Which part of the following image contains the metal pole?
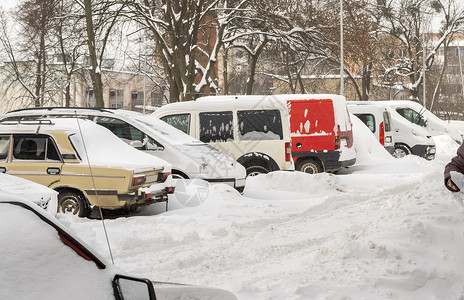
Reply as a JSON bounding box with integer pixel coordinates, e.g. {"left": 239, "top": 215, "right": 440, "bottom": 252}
{"left": 458, "top": 44, "right": 464, "bottom": 107}
{"left": 423, "top": 31, "right": 426, "bottom": 107}
{"left": 143, "top": 36, "right": 146, "bottom": 114}
{"left": 340, "top": 0, "right": 344, "bottom": 96}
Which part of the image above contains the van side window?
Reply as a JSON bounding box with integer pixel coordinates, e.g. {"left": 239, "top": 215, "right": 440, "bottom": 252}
{"left": 95, "top": 117, "right": 143, "bottom": 143}
{"left": 12, "top": 135, "right": 60, "bottom": 161}
{"left": 160, "top": 114, "right": 190, "bottom": 134}
{"left": 237, "top": 109, "right": 283, "bottom": 140}
{"left": 396, "top": 108, "right": 423, "bottom": 126}
{"left": 199, "top": 111, "right": 234, "bottom": 143}
{"left": 355, "top": 114, "right": 376, "bottom": 133}
{"left": 0, "top": 136, "right": 9, "bottom": 161}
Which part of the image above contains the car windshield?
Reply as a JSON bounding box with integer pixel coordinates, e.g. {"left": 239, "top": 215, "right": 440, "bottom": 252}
{"left": 132, "top": 114, "right": 202, "bottom": 146}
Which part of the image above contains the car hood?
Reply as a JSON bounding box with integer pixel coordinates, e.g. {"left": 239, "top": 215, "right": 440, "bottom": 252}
{"left": 176, "top": 144, "right": 246, "bottom": 179}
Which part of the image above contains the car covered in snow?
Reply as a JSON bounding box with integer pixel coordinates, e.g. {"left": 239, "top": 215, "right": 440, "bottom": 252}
{"left": 378, "top": 100, "right": 462, "bottom": 144}
{"left": 0, "top": 118, "right": 174, "bottom": 217}
{"left": 0, "top": 173, "right": 58, "bottom": 213}
{"left": 0, "top": 195, "right": 237, "bottom": 299}
{"left": 1, "top": 108, "right": 247, "bottom": 192}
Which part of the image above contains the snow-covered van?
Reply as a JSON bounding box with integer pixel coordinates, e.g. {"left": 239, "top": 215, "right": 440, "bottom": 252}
{"left": 347, "top": 101, "right": 395, "bottom": 154}
{"left": 1, "top": 108, "right": 247, "bottom": 192}
{"left": 379, "top": 100, "right": 462, "bottom": 144}
{"left": 154, "top": 96, "right": 294, "bottom": 176}
{"left": 154, "top": 94, "right": 356, "bottom": 174}
{"left": 382, "top": 105, "right": 436, "bottom": 159}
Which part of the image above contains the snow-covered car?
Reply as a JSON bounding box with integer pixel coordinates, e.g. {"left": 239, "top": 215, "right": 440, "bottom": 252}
{"left": 0, "top": 195, "right": 237, "bottom": 300}
{"left": 1, "top": 108, "right": 247, "bottom": 192}
{"left": 0, "top": 173, "right": 58, "bottom": 213}
{"left": 0, "top": 118, "right": 174, "bottom": 217}
{"left": 378, "top": 100, "right": 463, "bottom": 144}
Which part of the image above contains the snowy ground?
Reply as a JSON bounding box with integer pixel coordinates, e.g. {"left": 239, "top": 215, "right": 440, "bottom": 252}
{"left": 57, "top": 123, "right": 464, "bottom": 299}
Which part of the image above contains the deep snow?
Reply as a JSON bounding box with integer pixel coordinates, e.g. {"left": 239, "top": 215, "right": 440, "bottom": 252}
{"left": 56, "top": 118, "right": 464, "bottom": 299}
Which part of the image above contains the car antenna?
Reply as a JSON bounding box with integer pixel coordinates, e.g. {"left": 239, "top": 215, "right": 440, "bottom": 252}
{"left": 73, "top": 111, "right": 115, "bottom": 265}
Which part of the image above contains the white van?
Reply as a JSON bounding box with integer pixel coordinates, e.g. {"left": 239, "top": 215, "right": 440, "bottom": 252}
{"left": 385, "top": 105, "right": 435, "bottom": 159}
{"left": 347, "top": 101, "right": 395, "bottom": 154}
{"left": 153, "top": 96, "right": 294, "bottom": 176}
{"left": 1, "top": 108, "right": 247, "bottom": 192}
{"left": 378, "top": 100, "right": 462, "bottom": 144}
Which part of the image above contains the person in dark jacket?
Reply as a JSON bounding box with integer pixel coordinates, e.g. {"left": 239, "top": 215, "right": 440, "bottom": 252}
{"left": 444, "top": 143, "right": 464, "bottom": 192}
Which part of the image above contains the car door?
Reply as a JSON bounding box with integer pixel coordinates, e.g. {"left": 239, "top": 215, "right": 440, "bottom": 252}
{"left": 3, "top": 134, "right": 63, "bottom": 188}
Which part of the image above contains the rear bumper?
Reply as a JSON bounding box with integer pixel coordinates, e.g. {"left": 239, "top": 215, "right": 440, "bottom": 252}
{"left": 292, "top": 150, "right": 356, "bottom": 172}
{"left": 411, "top": 144, "right": 436, "bottom": 160}
{"left": 203, "top": 177, "right": 246, "bottom": 193}
{"left": 384, "top": 145, "right": 395, "bottom": 155}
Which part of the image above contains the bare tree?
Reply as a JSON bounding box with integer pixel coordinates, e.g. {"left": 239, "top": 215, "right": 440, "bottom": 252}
{"left": 377, "top": 0, "right": 464, "bottom": 103}
{"left": 127, "top": 0, "right": 249, "bottom": 101}
{"left": 76, "top": 0, "right": 128, "bottom": 108}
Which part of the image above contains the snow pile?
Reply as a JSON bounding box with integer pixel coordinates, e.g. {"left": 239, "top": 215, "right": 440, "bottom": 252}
{"left": 31, "top": 127, "right": 464, "bottom": 298}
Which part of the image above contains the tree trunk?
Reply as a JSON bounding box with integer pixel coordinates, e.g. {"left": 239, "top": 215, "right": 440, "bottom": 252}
{"left": 84, "top": 0, "right": 104, "bottom": 108}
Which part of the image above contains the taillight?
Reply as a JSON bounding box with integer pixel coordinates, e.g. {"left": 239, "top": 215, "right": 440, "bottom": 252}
{"left": 157, "top": 172, "right": 171, "bottom": 183}
{"left": 132, "top": 175, "right": 146, "bottom": 186}
{"left": 335, "top": 125, "right": 340, "bottom": 150}
{"left": 285, "top": 142, "right": 292, "bottom": 162}
{"left": 165, "top": 186, "right": 175, "bottom": 194}
{"left": 379, "top": 121, "right": 385, "bottom": 146}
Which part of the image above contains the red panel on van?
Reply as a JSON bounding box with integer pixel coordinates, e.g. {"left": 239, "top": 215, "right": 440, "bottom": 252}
{"left": 287, "top": 99, "right": 336, "bottom": 154}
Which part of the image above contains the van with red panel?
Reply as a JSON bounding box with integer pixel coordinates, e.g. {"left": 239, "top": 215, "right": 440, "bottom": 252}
{"left": 284, "top": 94, "right": 356, "bottom": 173}
{"left": 155, "top": 94, "right": 355, "bottom": 174}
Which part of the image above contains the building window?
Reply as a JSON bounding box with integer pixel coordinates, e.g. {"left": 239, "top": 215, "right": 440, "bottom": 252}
{"left": 151, "top": 90, "right": 164, "bottom": 107}
{"left": 109, "top": 89, "right": 124, "bottom": 108}
{"left": 131, "top": 91, "right": 144, "bottom": 109}
{"left": 85, "top": 89, "right": 95, "bottom": 108}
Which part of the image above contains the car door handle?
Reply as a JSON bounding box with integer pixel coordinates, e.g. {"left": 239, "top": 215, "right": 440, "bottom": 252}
{"left": 0, "top": 167, "right": 5, "bottom": 173}
{"left": 47, "top": 167, "right": 61, "bottom": 175}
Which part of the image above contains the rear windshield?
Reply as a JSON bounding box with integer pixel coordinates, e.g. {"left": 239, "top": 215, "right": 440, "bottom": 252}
{"left": 159, "top": 114, "right": 190, "bottom": 134}
{"left": 355, "top": 113, "right": 376, "bottom": 133}
{"left": 237, "top": 109, "right": 283, "bottom": 140}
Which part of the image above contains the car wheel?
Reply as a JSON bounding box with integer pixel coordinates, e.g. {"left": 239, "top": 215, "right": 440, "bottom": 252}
{"left": 296, "top": 158, "right": 323, "bottom": 174}
{"left": 393, "top": 144, "right": 411, "bottom": 158}
{"left": 58, "top": 191, "right": 88, "bottom": 217}
{"left": 172, "top": 171, "right": 189, "bottom": 179}
{"left": 246, "top": 166, "right": 269, "bottom": 177}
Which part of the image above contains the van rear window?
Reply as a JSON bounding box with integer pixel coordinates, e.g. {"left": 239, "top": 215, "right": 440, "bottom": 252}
{"left": 237, "top": 110, "right": 283, "bottom": 140}
{"left": 199, "top": 111, "right": 234, "bottom": 143}
{"left": 355, "top": 113, "right": 376, "bottom": 133}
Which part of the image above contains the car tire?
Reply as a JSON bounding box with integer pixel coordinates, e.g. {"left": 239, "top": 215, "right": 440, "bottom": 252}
{"left": 58, "top": 191, "right": 88, "bottom": 217}
{"left": 296, "top": 158, "right": 323, "bottom": 174}
{"left": 393, "top": 144, "right": 411, "bottom": 158}
{"left": 246, "top": 166, "right": 269, "bottom": 177}
{"left": 172, "top": 171, "right": 189, "bottom": 179}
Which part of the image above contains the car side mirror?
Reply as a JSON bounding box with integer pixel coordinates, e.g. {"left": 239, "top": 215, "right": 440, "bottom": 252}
{"left": 420, "top": 118, "right": 427, "bottom": 127}
{"left": 113, "top": 274, "right": 156, "bottom": 300}
{"left": 130, "top": 140, "right": 144, "bottom": 149}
